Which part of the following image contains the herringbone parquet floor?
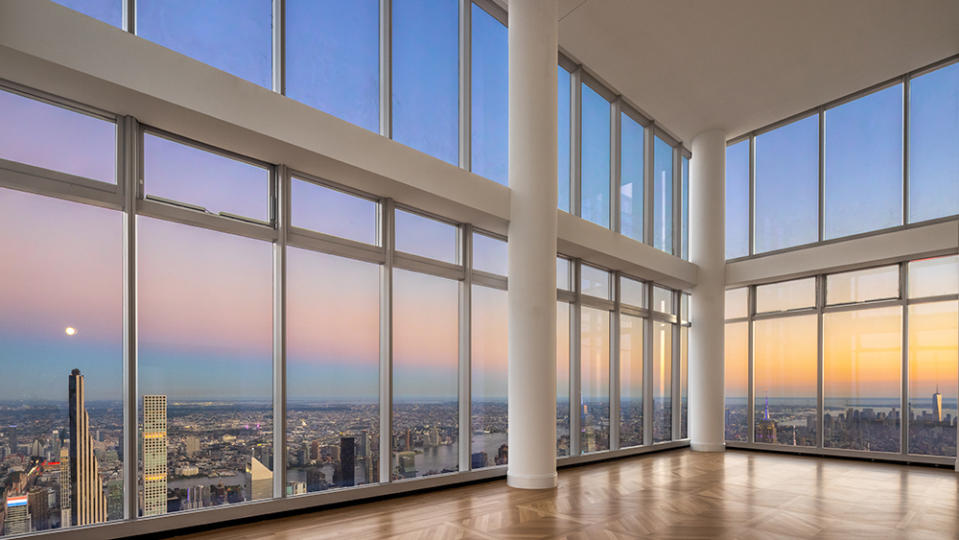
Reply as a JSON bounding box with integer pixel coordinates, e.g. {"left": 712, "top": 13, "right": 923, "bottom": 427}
{"left": 174, "top": 449, "right": 959, "bottom": 539}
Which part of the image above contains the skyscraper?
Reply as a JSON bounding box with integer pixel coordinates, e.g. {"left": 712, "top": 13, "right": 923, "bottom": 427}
{"left": 340, "top": 437, "right": 355, "bottom": 488}
{"left": 142, "top": 394, "right": 168, "bottom": 517}
{"left": 28, "top": 488, "right": 51, "bottom": 531}
{"left": 246, "top": 455, "right": 273, "bottom": 501}
{"left": 68, "top": 368, "right": 106, "bottom": 527}
{"left": 184, "top": 435, "right": 200, "bottom": 458}
{"left": 933, "top": 387, "right": 943, "bottom": 422}
{"left": 58, "top": 447, "right": 71, "bottom": 527}
{"left": 4, "top": 495, "right": 31, "bottom": 535}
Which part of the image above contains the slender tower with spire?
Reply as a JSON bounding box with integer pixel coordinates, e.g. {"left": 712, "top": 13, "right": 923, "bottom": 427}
{"left": 933, "top": 385, "right": 943, "bottom": 423}
{"left": 68, "top": 369, "right": 107, "bottom": 526}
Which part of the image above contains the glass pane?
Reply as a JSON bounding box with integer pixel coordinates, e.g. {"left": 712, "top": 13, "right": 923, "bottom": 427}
{"left": 620, "top": 314, "right": 644, "bottom": 447}
{"left": 470, "top": 4, "right": 508, "bottom": 185}
{"left": 472, "top": 233, "right": 507, "bottom": 276}
{"left": 580, "top": 264, "right": 610, "bottom": 299}
{"left": 753, "top": 315, "right": 818, "bottom": 447}
{"left": 620, "top": 276, "right": 646, "bottom": 308}
{"left": 138, "top": 217, "right": 274, "bottom": 512}
{"left": 725, "top": 322, "right": 748, "bottom": 442}
{"left": 287, "top": 248, "right": 379, "bottom": 493}
{"left": 557, "top": 66, "right": 571, "bottom": 213}
{"left": 556, "top": 257, "right": 571, "bottom": 291}
{"left": 471, "top": 286, "right": 508, "bottom": 468}
{"left": 136, "top": 0, "right": 273, "bottom": 88}
{"left": 755, "top": 278, "right": 816, "bottom": 313}
{"left": 0, "top": 189, "right": 123, "bottom": 530}
{"left": 653, "top": 136, "right": 673, "bottom": 254}
{"left": 286, "top": 0, "right": 379, "bottom": 132}
{"left": 824, "top": 306, "right": 902, "bottom": 452}
{"left": 652, "top": 286, "right": 674, "bottom": 314}
{"left": 681, "top": 155, "right": 689, "bottom": 260}
{"left": 394, "top": 209, "right": 458, "bottom": 264}
{"left": 680, "top": 326, "right": 689, "bottom": 438}
{"left": 556, "top": 302, "right": 570, "bottom": 457}
{"left": 681, "top": 293, "right": 690, "bottom": 323}
{"left": 581, "top": 84, "right": 611, "bottom": 228}
{"left": 144, "top": 133, "right": 271, "bottom": 222}
{"left": 392, "top": 0, "right": 459, "bottom": 165}
{"left": 620, "top": 113, "right": 644, "bottom": 242}
{"left": 392, "top": 269, "right": 459, "bottom": 478}
{"left": 908, "top": 301, "right": 958, "bottom": 456}
{"left": 826, "top": 265, "right": 899, "bottom": 305}
{"left": 908, "top": 255, "right": 959, "bottom": 298}
{"left": 725, "top": 288, "right": 748, "bottom": 320}
{"left": 53, "top": 0, "right": 123, "bottom": 27}
{"left": 291, "top": 179, "right": 378, "bottom": 244}
{"left": 652, "top": 321, "right": 672, "bottom": 442}
{"left": 824, "top": 84, "right": 903, "bottom": 239}
{"left": 725, "top": 140, "right": 749, "bottom": 259}
{"left": 755, "top": 115, "right": 819, "bottom": 252}
{"left": 909, "top": 61, "right": 959, "bottom": 222}
{"left": 0, "top": 89, "right": 116, "bottom": 183}
{"left": 580, "top": 307, "right": 610, "bottom": 453}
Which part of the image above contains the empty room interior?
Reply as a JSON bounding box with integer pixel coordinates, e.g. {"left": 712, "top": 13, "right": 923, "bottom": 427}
{"left": 1, "top": 0, "right": 958, "bottom": 538}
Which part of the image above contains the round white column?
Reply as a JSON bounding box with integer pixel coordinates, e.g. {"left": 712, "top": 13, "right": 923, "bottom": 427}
{"left": 689, "top": 129, "right": 727, "bottom": 452}
{"left": 507, "top": 0, "right": 559, "bottom": 489}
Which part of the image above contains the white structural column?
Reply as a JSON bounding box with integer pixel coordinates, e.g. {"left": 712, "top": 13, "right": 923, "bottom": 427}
{"left": 689, "top": 129, "right": 727, "bottom": 452}
{"left": 507, "top": 0, "right": 559, "bottom": 489}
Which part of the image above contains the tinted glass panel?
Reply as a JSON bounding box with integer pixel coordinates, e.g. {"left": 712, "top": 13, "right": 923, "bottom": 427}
{"left": 755, "top": 115, "right": 819, "bottom": 252}
{"left": 724, "top": 322, "right": 748, "bottom": 441}
{"left": 392, "top": 269, "right": 459, "bottom": 478}
{"left": 471, "top": 286, "right": 508, "bottom": 468}
{"left": 824, "top": 85, "right": 903, "bottom": 239}
{"left": 53, "top": 0, "right": 123, "bottom": 27}
{"left": 652, "top": 321, "right": 672, "bottom": 442}
{"left": 291, "top": 179, "right": 378, "bottom": 244}
{"left": 286, "top": 0, "right": 379, "bottom": 132}
{"left": 287, "top": 249, "right": 379, "bottom": 492}
{"left": 653, "top": 136, "right": 673, "bottom": 253}
{"left": 392, "top": 0, "right": 459, "bottom": 165}
{"left": 394, "top": 210, "right": 458, "bottom": 264}
{"left": 908, "top": 255, "right": 959, "bottom": 298}
{"left": 557, "top": 66, "right": 571, "bottom": 213}
{"left": 557, "top": 257, "right": 571, "bottom": 291}
{"left": 472, "top": 233, "right": 507, "bottom": 276}
{"left": 556, "top": 302, "right": 570, "bottom": 457}
{"left": 908, "top": 301, "right": 958, "bottom": 457}
{"left": 620, "top": 276, "right": 646, "bottom": 308}
{"left": 681, "top": 156, "right": 689, "bottom": 260}
{"left": 0, "top": 89, "right": 116, "bottom": 183}
{"left": 580, "top": 307, "right": 610, "bottom": 453}
{"left": 909, "top": 62, "right": 959, "bottom": 222}
{"left": 755, "top": 278, "right": 816, "bottom": 313}
{"left": 0, "top": 189, "right": 123, "bottom": 529}
{"left": 580, "top": 265, "right": 610, "bottom": 299}
{"left": 823, "top": 306, "right": 902, "bottom": 452}
{"left": 138, "top": 217, "right": 274, "bottom": 511}
{"left": 143, "top": 133, "right": 271, "bottom": 222}
{"left": 136, "top": 0, "right": 273, "bottom": 88}
{"left": 826, "top": 265, "right": 899, "bottom": 305}
{"left": 470, "top": 4, "right": 508, "bottom": 185}
{"left": 725, "top": 288, "right": 748, "bottom": 320}
{"left": 620, "top": 314, "right": 644, "bottom": 447}
{"left": 753, "top": 315, "right": 818, "bottom": 447}
{"left": 680, "top": 326, "right": 689, "bottom": 438}
{"left": 652, "top": 286, "right": 674, "bottom": 314}
{"left": 725, "top": 140, "right": 749, "bottom": 259}
{"left": 620, "top": 113, "right": 644, "bottom": 242}
{"left": 581, "top": 84, "right": 610, "bottom": 228}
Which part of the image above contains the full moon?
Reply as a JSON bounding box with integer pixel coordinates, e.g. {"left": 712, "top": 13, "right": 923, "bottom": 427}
{"left": 65, "top": 327, "right": 77, "bottom": 337}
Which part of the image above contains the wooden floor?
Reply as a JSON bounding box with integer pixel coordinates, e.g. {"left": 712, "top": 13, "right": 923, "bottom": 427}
{"left": 174, "top": 449, "right": 959, "bottom": 539}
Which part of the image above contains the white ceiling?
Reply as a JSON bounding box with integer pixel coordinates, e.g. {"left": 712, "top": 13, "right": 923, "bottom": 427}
{"left": 552, "top": 0, "right": 959, "bottom": 143}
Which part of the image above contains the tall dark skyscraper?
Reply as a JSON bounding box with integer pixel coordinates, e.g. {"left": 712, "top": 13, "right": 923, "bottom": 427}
{"left": 68, "top": 368, "right": 107, "bottom": 526}
{"left": 340, "top": 437, "right": 355, "bottom": 488}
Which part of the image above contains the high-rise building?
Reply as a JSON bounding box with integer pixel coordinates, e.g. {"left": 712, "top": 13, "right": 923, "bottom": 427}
{"left": 58, "top": 447, "right": 71, "bottom": 527}
{"left": 398, "top": 451, "right": 417, "bottom": 479}
{"left": 68, "top": 368, "right": 107, "bottom": 527}
{"left": 27, "top": 488, "right": 51, "bottom": 531}
{"left": 246, "top": 455, "right": 273, "bottom": 501}
{"left": 142, "top": 394, "right": 168, "bottom": 517}
{"left": 184, "top": 436, "right": 200, "bottom": 458}
{"left": 4, "top": 495, "right": 31, "bottom": 535}
{"left": 340, "top": 437, "right": 355, "bottom": 487}
{"left": 933, "top": 387, "right": 943, "bottom": 422}
{"left": 471, "top": 452, "right": 488, "bottom": 469}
